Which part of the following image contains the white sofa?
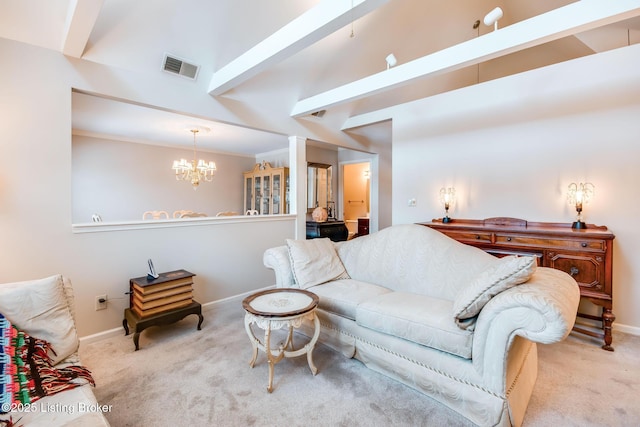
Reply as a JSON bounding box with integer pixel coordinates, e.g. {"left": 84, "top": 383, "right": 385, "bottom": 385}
{"left": 0, "top": 275, "right": 110, "bottom": 427}
{"left": 263, "top": 224, "right": 580, "bottom": 427}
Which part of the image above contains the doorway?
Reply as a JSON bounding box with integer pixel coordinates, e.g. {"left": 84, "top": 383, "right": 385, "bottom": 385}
{"left": 342, "top": 162, "right": 371, "bottom": 239}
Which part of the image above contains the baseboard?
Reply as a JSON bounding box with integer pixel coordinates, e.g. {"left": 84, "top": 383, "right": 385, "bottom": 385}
{"left": 80, "top": 326, "right": 124, "bottom": 345}
{"left": 79, "top": 285, "right": 277, "bottom": 344}
{"left": 575, "top": 316, "right": 640, "bottom": 337}
{"left": 614, "top": 322, "right": 640, "bottom": 336}
{"left": 200, "top": 284, "right": 275, "bottom": 312}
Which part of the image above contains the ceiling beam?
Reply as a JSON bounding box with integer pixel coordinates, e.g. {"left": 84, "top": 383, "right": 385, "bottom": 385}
{"left": 208, "top": 0, "right": 390, "bottom": 96}
{"left": 342, "top": 110, "right": 392, "bottom": 131}
{"left": 292, "top": 0, "right": 640, "bottom": 118}
{"left": 62, "top": 0, "right": 104, "bottom": 58}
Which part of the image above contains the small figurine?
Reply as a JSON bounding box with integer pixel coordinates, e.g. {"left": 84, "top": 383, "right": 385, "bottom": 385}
{"left": 312, "top": 206, "right": 328, "bottom": 222}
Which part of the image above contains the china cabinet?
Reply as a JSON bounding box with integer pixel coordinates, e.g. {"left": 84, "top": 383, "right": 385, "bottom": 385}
{"left": 243, "top": 162, "right": 290, "bottom": 215}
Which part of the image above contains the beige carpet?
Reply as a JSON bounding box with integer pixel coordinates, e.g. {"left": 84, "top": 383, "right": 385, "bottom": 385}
{"left": 80, "top": 297, "right": 640, "bottom": 427}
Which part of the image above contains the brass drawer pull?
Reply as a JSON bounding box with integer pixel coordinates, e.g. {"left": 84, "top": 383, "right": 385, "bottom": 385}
{"left": 506, "top": 237, "right": 512, "bottom": 242}
{"left": 570, "top": 267, "right": 579, "bottom": 276}
{"left": 476, "top": 235, "right": 481, "bottom": 239}
{"left": 581, "top": 242, "right": 588, "bottom": 247}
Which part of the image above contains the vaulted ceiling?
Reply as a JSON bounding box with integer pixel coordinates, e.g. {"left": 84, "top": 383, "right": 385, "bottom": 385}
{"left": 2, "top": 0, "right": 639, "bottom": 152}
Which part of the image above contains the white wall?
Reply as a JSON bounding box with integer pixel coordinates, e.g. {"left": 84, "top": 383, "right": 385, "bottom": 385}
{"left": 256, "top": 149, "right": 290, "bottom": 170}
{"left": 72, "top": 135, "right": 256, "bottom": 222}
{"left": 0, "top": 38, "right": 295, "bottom": 337}
{"left": 391, "top": 44, "right": 640, "bottom": 333}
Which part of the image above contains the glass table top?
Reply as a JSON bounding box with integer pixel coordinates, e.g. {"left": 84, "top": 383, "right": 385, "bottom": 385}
{"left": 243, "top": 288, "right": 319, "bottom": 317}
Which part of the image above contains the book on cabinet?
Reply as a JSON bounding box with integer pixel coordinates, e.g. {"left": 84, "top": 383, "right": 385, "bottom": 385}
{"left": 129, "top": 269, "right": 195, "bottom": 318}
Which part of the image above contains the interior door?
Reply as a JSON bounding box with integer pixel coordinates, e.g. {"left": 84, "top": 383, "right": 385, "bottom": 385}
{"left": 342, "top": 161, "right": 371, "bottom": 237}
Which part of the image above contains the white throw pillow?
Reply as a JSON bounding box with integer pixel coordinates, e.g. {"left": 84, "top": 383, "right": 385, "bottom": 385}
{"left": 0, "top": 274, "right": 79, "bottom": 364}
{"left": 286, "top": 238, "right": 350, "bottom": 289}
{"left": 453, "top": 255, "right": 537, "bottom": 323}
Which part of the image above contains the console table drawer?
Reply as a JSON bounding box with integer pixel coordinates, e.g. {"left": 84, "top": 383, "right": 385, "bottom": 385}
{"left": 440, "top": 230, "right": 492, "bottom": 244}
{"left": 494, "top": 234, "right": 605, "bottom": 251}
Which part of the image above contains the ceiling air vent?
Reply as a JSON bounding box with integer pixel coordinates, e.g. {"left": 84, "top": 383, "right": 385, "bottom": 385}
{"left": 162, "top": 53, "right": 199, "bottom": 80}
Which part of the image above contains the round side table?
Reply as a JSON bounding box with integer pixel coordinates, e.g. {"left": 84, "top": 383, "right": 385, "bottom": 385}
{"left": 242, "top": 288, "right": 320, "bottom": 393}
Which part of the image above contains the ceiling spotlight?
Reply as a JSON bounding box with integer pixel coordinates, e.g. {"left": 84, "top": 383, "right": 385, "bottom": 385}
{"left": 483, "top": 7, "right": 503, "bottom": 31}
{"left": 385, "top": 53, "right": 397, "bottom": 70}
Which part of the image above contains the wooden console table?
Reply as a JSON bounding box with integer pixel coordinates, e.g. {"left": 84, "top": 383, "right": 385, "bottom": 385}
{"left": 123, "top": 301, "right": 203, "bottom": 350}
{"left": 124, "top": 270, "right": 203, "bottom": 350}
{"left": 420, "top": 217, "right": 616, "bottom": 351}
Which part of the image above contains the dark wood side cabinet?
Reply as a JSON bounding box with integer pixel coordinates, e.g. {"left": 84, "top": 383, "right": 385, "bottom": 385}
{"left": 123, "top": 270, "right": 203, "bottom": 350}
{"left": 420, "top": 217, "right": 616, "bottom": 351}
{"left": 306, "top": 220, "right": 349, "bottom": 242}
{"left": 358, "top": 217, "right": 370, "bottom": 236}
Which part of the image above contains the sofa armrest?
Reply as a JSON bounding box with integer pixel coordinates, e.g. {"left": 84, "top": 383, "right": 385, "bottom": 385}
{"left": 263, "top": 246, "right": 297, "bottom": 288}
{"left": 472, "top": 267, "right": 580, "bottom": 389}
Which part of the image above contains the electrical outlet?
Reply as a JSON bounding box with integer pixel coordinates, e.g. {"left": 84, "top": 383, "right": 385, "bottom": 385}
{"left": 95, "top": 294, "right": 108, "bottom": 311}
{"left": 408, "top": 198, "right": 417, "bottom": 207}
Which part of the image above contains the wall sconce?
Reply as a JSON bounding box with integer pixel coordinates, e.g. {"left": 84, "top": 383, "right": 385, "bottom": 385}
{"left": 385, "top": 53, "right": 397, "bottom": 70}
{"left": 439, "top": 187, "right": 456, "bottom": 223}
{"left": 483, "top": 7, "right": 503, "bottom": 31}
{"left": 567, "top": 182, "right": 594, "bottom": 229}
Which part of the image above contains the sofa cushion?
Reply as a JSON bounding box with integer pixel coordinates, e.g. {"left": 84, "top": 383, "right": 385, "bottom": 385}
{"left": 356, "top": 292, "right": 473, "bottom": 359}
{"left": 0, "top": 275, "right": 79, "bottom": 365}
{"left": 453, "top": 255, "right": 537, "bottom": 325}
{"left": 308, "top": 279, "right": 392, "bottom": 320}
{"left": 286, "top": 238, "right": 349, "bottom": 289}
{"left": 335, "top": 224, "right": 497, "bottom": 300}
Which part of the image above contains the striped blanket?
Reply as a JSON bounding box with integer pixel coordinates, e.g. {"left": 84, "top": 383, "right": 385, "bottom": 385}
{"left": 0, "top": 313, "right": 94, "bottom": 416}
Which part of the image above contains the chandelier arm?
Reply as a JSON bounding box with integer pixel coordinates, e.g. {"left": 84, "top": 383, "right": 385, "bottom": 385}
{"left": 192, "top": 129, "right": 198, "bottom": 165}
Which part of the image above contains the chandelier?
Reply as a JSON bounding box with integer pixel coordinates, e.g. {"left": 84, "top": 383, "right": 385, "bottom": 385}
{"left": 172, "top": 128, "right": 216, "bottom": 189}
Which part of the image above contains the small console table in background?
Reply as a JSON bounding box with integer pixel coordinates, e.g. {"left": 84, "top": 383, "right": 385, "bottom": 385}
{"left": 123, "top": 302, "right": 203, "bottom": 351}
{"left": 306, "top": 220, "right": 348, "bottom": 242}
{"left": 123, "top": 270, "right": 203, "bottom": 350}
{"left": 420, "top": 217, "right": 616, "bottom": 351}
